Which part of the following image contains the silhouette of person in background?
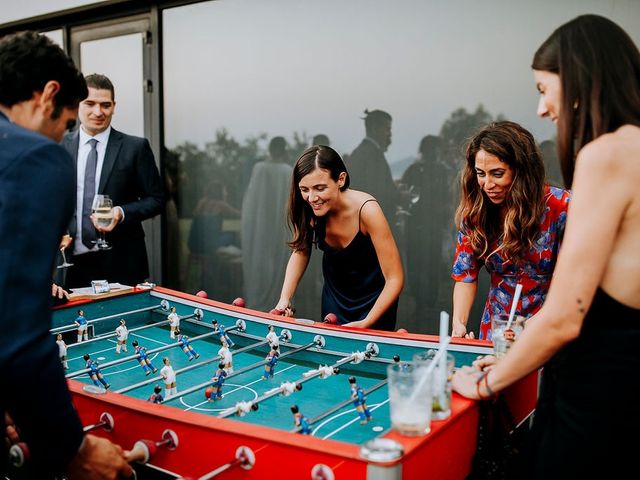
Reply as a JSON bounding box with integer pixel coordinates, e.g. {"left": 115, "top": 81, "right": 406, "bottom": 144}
{"left": 241, "top": 136, "right": 292, "bottom": 311}
{"left": 187, "top": 179, "right": 240, "bottom": 295}
{"left": 347, "top": 109, "right": 403, "bottom": 231}
{"left": 312, "top": 133, "right": 330, "bottom": 147}
{"left": 401, "top": 135, "right": 453, "bottom": 332}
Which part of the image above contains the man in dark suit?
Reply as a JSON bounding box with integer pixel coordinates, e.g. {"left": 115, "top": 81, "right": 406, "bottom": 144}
{"left": 62, "top": 73, "right": 164, "bottom": 288}
{"left": 347, "top": 109, "right": 403, "bottom": 228}
{"left": 0, "top": 31, "right": 131, "bottom": 479}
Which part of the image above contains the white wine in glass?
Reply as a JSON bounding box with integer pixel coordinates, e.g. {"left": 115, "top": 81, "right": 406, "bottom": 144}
{"left": 92, "top": 194, "right": 113, "bottom": 250}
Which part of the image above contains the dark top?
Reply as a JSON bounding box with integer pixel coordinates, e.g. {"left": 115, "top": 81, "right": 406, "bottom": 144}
{"left": 0, "top": 112, "right": 84, "bottom": 476}
{"left": 317, "top": 199, "right": 397, "bottom": 331}
{"left": 526, "top": 287, "right": 640, "bottom": 478}
{"left": 347, "top": 138, "right": 401, "bottom": 222}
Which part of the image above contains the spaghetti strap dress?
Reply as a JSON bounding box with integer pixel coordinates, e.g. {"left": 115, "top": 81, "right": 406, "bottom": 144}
{"left": 526, "top": 287, "right": 640, "bottom": 478}
{"left": 317, "top": 199, "right": 398, "bottom": 331}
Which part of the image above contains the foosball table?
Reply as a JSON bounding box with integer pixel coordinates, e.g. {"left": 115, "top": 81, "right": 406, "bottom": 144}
{"left": 11, "top": 286, "right": 537, "bottom": 479}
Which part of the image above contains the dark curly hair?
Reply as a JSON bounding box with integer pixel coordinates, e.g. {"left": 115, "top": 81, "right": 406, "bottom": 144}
{"left": 455, "top": 121, "right": 545, "bottom": 262}
{"left": 0, "top": 31, "right": 87, "bottom": 113}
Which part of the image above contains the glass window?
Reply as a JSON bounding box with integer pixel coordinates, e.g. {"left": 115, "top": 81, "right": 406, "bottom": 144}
{"left": 79, "top": 33, "right": 145, "bottom": 137}
{"left": 162, "top": 0, "right": 640, "bottom": 333}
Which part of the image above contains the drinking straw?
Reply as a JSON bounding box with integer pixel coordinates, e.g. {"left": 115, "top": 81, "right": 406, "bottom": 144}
{"left": 407, "top": 329, "right": 452, "bottom": 404}
{"left": 505, "top": 284, "right": 523, "bottom": 330}
{"left": 438, "top": 311, "right": 449, "bottom": 383}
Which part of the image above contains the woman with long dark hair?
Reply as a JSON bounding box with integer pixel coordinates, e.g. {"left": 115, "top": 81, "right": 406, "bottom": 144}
{"left": 274, "top": 145, "right": 403, "bottom": 330}
{"left": 453, "top": 15, "right": 640, "bottom": 476}
{"left": 451, "top": 121, "right": 570, "bottom": 339}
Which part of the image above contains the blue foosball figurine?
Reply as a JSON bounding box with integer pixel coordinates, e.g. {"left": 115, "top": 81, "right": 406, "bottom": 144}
{"left": 349, "top": 376, "right": 372, "bottom": 424}
{"left": 291, "top": 404, "right": 311, "bottom": 434}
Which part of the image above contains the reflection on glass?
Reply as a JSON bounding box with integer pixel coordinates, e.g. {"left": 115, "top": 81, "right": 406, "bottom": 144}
{"left": 161, "top": 0, "right": 639, "bottom": 333}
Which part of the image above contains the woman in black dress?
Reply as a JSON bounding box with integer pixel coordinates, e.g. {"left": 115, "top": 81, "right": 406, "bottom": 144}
{"left": 452, "top": 14, "right": 640, "bottom": 477}
{"left": 274, "top": 145, "right": 403, "bottom": 331}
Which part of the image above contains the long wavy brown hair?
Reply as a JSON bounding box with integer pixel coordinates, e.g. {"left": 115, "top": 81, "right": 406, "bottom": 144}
{"left": 532, "top": 15, "right": 640, "bottom": 187}
{"left": 455, "top": 121, "right": 546, "bottom": 262}
{"left": 287, "top": 145, "right": 349, "bottom": 252}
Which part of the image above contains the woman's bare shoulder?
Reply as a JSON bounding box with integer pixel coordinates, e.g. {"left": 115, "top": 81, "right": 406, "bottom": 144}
{"left": 577, "top": 125, "right": 640, "bottom": 177}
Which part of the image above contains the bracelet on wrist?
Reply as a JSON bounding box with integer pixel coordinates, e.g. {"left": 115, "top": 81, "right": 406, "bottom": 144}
{"left": 476, "top": 372, "right": 489, "bottom": 400}
{"left": 483, "top": 371, "right": 496, "bottom": 398}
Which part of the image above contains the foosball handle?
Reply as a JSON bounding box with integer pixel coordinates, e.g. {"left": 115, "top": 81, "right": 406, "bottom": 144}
{"left": 9, "top": 442, "right": 29, "bottom": 467}
{"left": 83, "top": 411, "right": 115, "bottom": 433}
{"left": 128, "top": 439, "right": 157, "bottom": 464}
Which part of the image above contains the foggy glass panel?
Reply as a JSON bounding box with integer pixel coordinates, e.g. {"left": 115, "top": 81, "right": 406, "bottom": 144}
{"left": 43, "top": 30, "right": 63, "bottom": 47}
{"left": 162, "top": 0, "right": 640, "bottom": 334}
{"left": 80, "top": 33, "right": 144, "bottom": 137}
{"left": 0, "top": 0, "right": 107, "bottom": 24}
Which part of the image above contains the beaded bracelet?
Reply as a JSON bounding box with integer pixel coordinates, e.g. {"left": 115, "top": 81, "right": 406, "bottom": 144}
{"left": 476, "top": 372, "right": 489, "bottom": 400}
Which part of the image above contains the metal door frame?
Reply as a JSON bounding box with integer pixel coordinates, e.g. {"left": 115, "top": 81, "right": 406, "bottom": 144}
{"left": 68, "top": 11, "right": 164, "bottom": 284}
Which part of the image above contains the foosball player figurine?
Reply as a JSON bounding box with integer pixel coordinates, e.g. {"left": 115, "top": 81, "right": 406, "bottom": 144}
{"left": 265, "top": 324, "right": 280, "bottom": 354}
{"left": 115, "top": 319, "right": 128, "bottom": 354}
{"left": 148, "top": 384, "right": 163, "bottom": 403}
{"left": 206, "top": 362, "right": 228, "bottom": 401}
{"left": 83, "top": 353, "right": 110, "bottom": 389}
{"left": 168, "top": 306, "right": 180, "bottom": 339}
{"left": 177, "top": 333, "right": 200, "bottom": 361}
{"left": 56, "top": 333, "right": 69, "bottom": 370}
{"left": 211, "top": 319, "right": 235, "bottom": 348}
{"left": 75, "top": 309, "right": 88, "bottom": 343}
{"left": 218, "top": 339, "right": 233, "bottom": 374}
{"left": 349, "top": 376, "right": 372, "bottom": 424}
{"left": 132, "top": 340, "right": 158, "bottom": 376}
{"left": 291, "top": 405, "right": 311, "bottom": 434}
{"left": 160, "top": 357, "right": 177, "bottom": 398}
{"left": 262, "top": 344, "right": 280, "bottom": 379}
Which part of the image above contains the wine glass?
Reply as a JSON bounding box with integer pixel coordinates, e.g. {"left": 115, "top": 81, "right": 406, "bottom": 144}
{"left": 57, "top": 234, "right": 74, "bottom": 269}
{"left": 57, "top": 248, "right": 74, "bottom": 269}
{"left": 92, "top": 194, "right": 113, "bottom": 250}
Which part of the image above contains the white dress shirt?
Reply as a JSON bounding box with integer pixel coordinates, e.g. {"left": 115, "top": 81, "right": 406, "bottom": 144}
{"left": 74, "top": 126, "right": 111, "bottom": 255}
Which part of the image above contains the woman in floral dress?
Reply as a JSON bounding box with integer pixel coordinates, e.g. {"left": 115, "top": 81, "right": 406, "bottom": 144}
{"left": 450, "top": 121, "right": 570, "bottom": 340}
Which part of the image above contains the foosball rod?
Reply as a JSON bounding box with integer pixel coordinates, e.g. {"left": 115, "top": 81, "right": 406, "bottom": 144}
{"left": 292, "top": 379, "right": 388, "bottom": 433}
{"left": 9, "top": 412, "right": 117, "bottom": 468}
{"left": 83, "top": 412, "right": 115, "bottom": 433}
{"left": 50, "top": 302, "right": 170, "bottom": 335}
{"left": 66, "top": 319, "right": 171, "bottom": 349}
{"left": 116, "top": 339, "right": 270, "bottom": 394}
{"left": 179, "top": 446, "right": 255, "bottom": 480}
{"left": 66, "top": 326, "right": 216, "bottom": 379}
{"left": 164, "top": 339, "right": 317, "bottom": 405}
{"left": 216, "top": 339, "right": 323, "bottom": 418}
{"left": 221, "top": 344, "right": 373, "bottom": 419}
{"left": 127, "top": 430, "right": 179, "bottom": 465}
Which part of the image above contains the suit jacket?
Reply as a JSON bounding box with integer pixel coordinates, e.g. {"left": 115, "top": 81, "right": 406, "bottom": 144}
{"left": 347, "top": 138, "right": 401, "bottom": 222}
{"left": 61, "top": 128, "right": 164, "bottom": 286}
{"left": 0, "top": 112, "right": 84, "bottom": 475}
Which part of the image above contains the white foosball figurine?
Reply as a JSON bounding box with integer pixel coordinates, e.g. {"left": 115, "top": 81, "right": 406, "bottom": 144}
{"left": 352, "top": 351, "right": 366, "bottom": 364}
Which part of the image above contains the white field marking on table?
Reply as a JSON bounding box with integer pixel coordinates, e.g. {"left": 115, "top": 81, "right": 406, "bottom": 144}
{"left": 180, "top": 364, "right": 297, "bottom": 411}
{"left": 318, "top": 400, "right": 389, "bottom": 439}
{"left": 179, "top": 384, "right": 260, "bottom": 413}
{"left": 68, "top": 339, "right": 118, "bottom": 362}
{"left": 130, "top": 332, "right": 171, "bottom": 346}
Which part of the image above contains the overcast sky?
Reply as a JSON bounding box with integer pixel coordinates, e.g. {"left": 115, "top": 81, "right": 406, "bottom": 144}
{"left": 4, "top": 0, "right": 640, "bottom": 163}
